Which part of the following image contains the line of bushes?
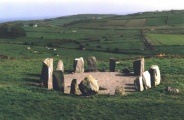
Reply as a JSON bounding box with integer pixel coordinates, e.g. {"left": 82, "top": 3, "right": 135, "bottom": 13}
{"left": 0, "top": 24, "right": 26, "bottom": 38}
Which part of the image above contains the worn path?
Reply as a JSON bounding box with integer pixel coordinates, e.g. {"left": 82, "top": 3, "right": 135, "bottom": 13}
{"left": 64, "top": 72, "right": 136, "bottom": 95}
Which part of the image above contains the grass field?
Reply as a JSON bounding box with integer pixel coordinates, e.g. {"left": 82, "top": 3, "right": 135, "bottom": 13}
{"left": 167, "top": 14, "right": 184, "bottom": 25}
{"left": 0, "top": 58, "right": 184, "bottom": 119}
{"left": 146, "top": 33, "right": 184, "bottom": 45}
{"left": 125, "top": 19, "right": 146, "bottom": 27}
{"left": 102, "top": 20, "right": 127, "bottom": 26}
{"left": 145, "top": 16, "right": 167, "bottom": 26}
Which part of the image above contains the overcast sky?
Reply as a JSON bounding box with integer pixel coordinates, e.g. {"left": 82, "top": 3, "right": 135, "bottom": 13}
{"left": 0, "top": 0, "right": 184, "bottom": 22}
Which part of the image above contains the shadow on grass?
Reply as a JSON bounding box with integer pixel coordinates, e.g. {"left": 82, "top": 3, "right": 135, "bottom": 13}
{"left": 115, "top": 72, "right": 136, "bottom": 76}
{"left": 125, "top": 83, "right": 136, "bottom": 92}
{"left": 24, "top": 78, "right": 41, "bottom": 83}
{"left": 26, "top": 73, "right": 41, "bottom": 77}
{"left": 24, "top": 73, "right": 42, "bottom": 86}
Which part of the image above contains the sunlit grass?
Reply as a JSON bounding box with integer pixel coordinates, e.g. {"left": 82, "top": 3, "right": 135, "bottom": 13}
{"left": 146, "top": 33, "right": 184, "bottom": 45}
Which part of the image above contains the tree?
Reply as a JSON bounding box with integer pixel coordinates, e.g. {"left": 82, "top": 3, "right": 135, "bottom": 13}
{"left": 9, "top": 25, "right": 26, "bottom": 38}
{"left": 113, "top": 48, "right": 120, "bottom": 53}
{"left": 0, "top": 24, "right": 26, "bottom": 38}
{"left": 0, "top": 24, "right": 9, "bottom": 38}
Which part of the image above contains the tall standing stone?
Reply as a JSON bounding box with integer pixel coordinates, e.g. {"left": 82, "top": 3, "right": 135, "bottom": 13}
{"left": 109, "top": 58, "right": 116, "bottom": 72}
{"left": 56, "top": 60, "right": 64, "bottom": 72}
{"left": 142, "top": 71, "right": 151, "bottom": 89}
{"left": 133, "top": 58, "right": 144, "bottom": 76}
{"left": 53, "top": 70, "right": 64, "bottom": 91}
{"left": 40, "top": 58, "right": 53, "bottom": 90}
{"left": 70, "top": 79, "right": 81, "bottom": 95}
{"left": 87, "top": 56, "right": 97, "bottom": 72}
{"left": 73, "top": 57, "right": 84, "bottom": 73}
{"left": 149, "top": 65, "right": 161, "bottom": 86}
{"left": 134, "top": 76, "right": 144, "bottom": 92}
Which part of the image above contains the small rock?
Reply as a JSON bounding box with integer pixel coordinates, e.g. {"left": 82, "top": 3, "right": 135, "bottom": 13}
{"left": 115, "top": 86, "right": 125, "bottom": 95}
{"left": 166, "top": 86, "right": 180, "bottom": 94}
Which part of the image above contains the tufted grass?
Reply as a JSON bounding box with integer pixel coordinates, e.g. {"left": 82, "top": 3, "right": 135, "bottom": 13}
{"left": 0, "top": 58, "right": 184, "bottom": 119}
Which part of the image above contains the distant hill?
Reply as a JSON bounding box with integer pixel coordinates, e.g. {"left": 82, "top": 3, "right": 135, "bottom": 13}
{"left": 41, "top": 10, "right": 184, "bottom": 29}
{"left": 1, "top": 10, "right": 183, "bottom": 29}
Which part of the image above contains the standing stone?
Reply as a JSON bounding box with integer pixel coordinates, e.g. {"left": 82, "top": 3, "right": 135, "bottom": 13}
{"left": 109, "top": 58, "right": 116, "bottom": 72}
{"left": 70, "top": 79, "right": 81, "bottom": 95}
{"left": 122, "top": 67, "right": 131, "bottom": 74}
{"left": 142, "top": 71, "right": 151, "bottom": 89}
{"left": 56, "top": 60, "right": 64, "bottom": 72}
{"left": 73, "top": 57, "right": 84, "bottom": 73}
{"left": 134, "top": 76, "right": 144, "bottom": 92}
{"left": 87, "top": 56, "right": 97, "bottom": 72}
{"left": 133, "top": 58, "right": 144, "bottom": 76}
{"left": 53, "top": 70, "right": 64, "bottom": 91}
{"left": 79, "top": 75, "right": 99, "bottom": 96}
{"left": 149, "top": 65, "right": 161, "bottom": 86}
{"left": 40, "top": 58, "right": 53, "bottom": 90}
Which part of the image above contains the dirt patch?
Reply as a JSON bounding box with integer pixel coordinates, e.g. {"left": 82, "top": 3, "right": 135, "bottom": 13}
{"left": 64, "top": 72, "right": 137, "bottom": 95}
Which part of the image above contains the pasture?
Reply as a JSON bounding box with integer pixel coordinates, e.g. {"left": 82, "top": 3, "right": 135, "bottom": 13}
{"left": 146, "top": 34, "right": 184, "bottom": 45}
{"left": 145, "top": 16, "right": 167, "bottom": 26}
{"left": 102, "top": 20, "right": 127, "bottom": 26}
{"left": 125, "top": 19, "right": 146, "bottom": 27}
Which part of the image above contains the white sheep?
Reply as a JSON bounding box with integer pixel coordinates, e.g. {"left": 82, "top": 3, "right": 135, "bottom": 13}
{"left": 27, "top": 47, "right": 31, "bottom": 50}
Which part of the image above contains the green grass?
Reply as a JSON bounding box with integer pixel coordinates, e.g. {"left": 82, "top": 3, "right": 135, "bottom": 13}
{"left": 146, "top": 33, "right": 184, "bottom": 45}
{"left": 125, "top": 19, "right": 146, "bottom": 27}
{"left": 0, "top": 58, "right": 184, "bottom": 119}
{"left": 102, "top": 20, "right": 127, "bottom": 26}
{"left": 168, "top": 14, "right": 184, "bottom": 25}
{"left": 146, "top": 16, "right": 167, "bottom": 26}
{"left": 154, "top": 45, "right": 184, "bottom": 55}
{"left": 0, "top": 43, "right": 137, "bottom": 60}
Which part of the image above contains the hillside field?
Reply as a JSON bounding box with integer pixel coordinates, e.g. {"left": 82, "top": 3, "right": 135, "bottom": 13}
{"left": 146, "top": 33, "right": 184, "bottom": 45}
